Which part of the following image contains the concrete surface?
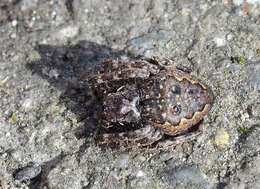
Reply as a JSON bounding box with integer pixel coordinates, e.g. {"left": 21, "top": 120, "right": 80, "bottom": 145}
{"left": 0, "top": 0, "right": 260, "bottom": 188}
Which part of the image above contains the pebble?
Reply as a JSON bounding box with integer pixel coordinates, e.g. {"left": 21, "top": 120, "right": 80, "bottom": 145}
{"left": 160, "top": 166, "right": 211, "bottom": 189}
{"left": 214, "top": 128, "right": 229, "bottom": 146}
{"left": 248, "top": 63, "right": 260, "bottom": 91}
{"left": 130, "top": 30, "right": 170, "bottom": 46}
{"left": 136, "top": 170, "right": 146, "bottom": 177}
{"left": 13, "top": 163, "right": 41, "bottom": 181}
{"left": 22, "top": 98, "right": 33, "bottom": 111}
{"left": 54, "top": 25, "right": 79, "bottom": 40}
{"left": 213, "top": 37, "right": 226, "bottom": 47}
{"left": 11, "top": 20, "right": 18, "bottom": 27}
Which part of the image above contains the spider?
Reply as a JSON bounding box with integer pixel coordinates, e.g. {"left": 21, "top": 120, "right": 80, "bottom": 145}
{"left": 88, "top": 57, "right": 214, "bottom": 148}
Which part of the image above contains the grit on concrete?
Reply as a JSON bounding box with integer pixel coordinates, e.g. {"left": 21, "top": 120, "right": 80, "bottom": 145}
{"left": 0, "top": 0, "right": 259, "bottom": 188}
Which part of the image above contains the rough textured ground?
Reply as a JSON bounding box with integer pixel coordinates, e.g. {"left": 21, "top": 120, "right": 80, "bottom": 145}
{"left": 0, "top": 0, "right": 260, "bottom": 188}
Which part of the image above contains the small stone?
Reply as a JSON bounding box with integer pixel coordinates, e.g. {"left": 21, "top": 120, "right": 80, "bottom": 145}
{"left": 160, "top": 166, "right": 210, "bottom": 188}
{"left": 226, "top": 33, "right": 233, "bottom": 41}
{"left": 11, "top": 20, "right": 17, "bottom": 27}
{"left": 222, "top": 0, "right": 229, "bottom": 4}
{"left": 248, "top": 63, "right": 260, "bottom": 91}
{"left": 10, "top": 33, "right": 16, "bottom": 39}
{"left": 8, "top": 111, "right": 16, "bottom": 123}
{"left": 0, "top": 76, "right": 9, "bottom": 87}
{"left": 214, "top": 37, "right": 226, "bottom": 47}
{"left": 1, "top": 152, "right": 8, "bottom": 159}
{"left": 13, "top": 163, "right": 41, "bottom": 181}
{"left": 240, "top": 112, "right": 249, "bottom": 122}
{"left": 214, "top": 128, "right": 229, "bottom": 146}
{"left": 27, "top": 50, "right": 41, "bottom": 62}
{"left": 22, "top": 98, "right": 33, "bottom": 111}
{"left": 130, "top": 30, "right": 170, "bottom": 46}
{"left": 56, "top": 25, "right": 79, "bottom": 39}
{"left": 136, "top": 170, "right": 146, "bottom": 177}
{"left": 51, "top": 11, "right": 57, "bottom": 19}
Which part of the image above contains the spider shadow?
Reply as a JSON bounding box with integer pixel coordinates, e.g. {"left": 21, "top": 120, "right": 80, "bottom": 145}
{"left": 26, "top": 40, "right": 136, "bottom": 151}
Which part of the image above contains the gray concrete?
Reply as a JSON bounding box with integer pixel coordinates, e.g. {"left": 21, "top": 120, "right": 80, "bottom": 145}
{"left": 0, "top": 0, "right": 259, "bottom": 188}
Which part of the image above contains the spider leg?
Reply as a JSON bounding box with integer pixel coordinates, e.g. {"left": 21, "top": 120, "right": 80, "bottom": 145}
{"left": 96, "top": 125, "right": 163, "bottom": 148}
{"left": 99, "top": 59, "right": 159, "bottom": 74}
{"left": 157, "top": 123, "right": 203, "bottom": 148}
{"left": 88, "top": 68, "right": 152, "bottom": 84}
{"left": 145, "top": 56, "right": 193, "bottom": 73}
